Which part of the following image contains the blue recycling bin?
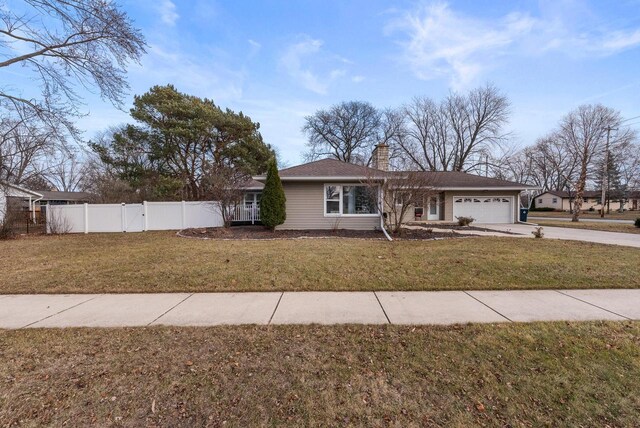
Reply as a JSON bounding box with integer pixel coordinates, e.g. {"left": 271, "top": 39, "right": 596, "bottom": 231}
{"left": 519, "top": 208, "right": 529, "bottom": 222}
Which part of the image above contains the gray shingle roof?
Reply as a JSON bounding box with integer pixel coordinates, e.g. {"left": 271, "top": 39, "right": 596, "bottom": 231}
{"left": 404, "top": 171, "right": 531, "bottom": 188}
{"left": 278, "top": 158, "right": 384, "bottom": 178}
{"left": 35, "top": 191, "right": 94, "bottom": 201}
{"left": 267, "top": 158, "right": 531, "bottom": 188}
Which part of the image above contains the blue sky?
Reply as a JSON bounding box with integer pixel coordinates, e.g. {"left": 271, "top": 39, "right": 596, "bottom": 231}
{"left": 26, "top": 1, "right": 640, "bottom": 165}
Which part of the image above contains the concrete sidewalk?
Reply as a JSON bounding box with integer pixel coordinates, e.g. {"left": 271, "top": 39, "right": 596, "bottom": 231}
{"left": 0, "top": 289, "right": 638, "bottom": 328}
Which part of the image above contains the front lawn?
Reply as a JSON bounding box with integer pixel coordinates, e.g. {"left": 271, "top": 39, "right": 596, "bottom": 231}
{"left": 1, "top": 322, "right": 638, "bottom": 426}
{"left": 536, "top": 220, "right": 640, "bottom": 234}
{"left": 1, "top": 232, "right": 639, "bottom": 293}
{"left": 530, "top": 210, "right": 639, "bottom": 220}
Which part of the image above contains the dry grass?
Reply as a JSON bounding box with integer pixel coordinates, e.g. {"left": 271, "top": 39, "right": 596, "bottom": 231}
{"left": 1, "top": 232, "right": 639, "bottom": 293}
{"left": 1, "top": 322, "right": 639, "bottom": 426}
{"left": 536, "top": 220, "right": 640, "bottom": 234}
{"left": 530, "top": 210, "right": 639, "bottom": 220}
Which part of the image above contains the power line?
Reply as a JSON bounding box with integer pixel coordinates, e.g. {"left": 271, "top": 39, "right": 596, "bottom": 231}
{"left": 621, "top": 120, "right": 640, "bottom": 128}
{"left": 620, "top": 114, "right": 640, "bottom": 123}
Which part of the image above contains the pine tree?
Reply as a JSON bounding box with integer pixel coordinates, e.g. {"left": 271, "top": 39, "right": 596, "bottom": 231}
{"left": 596, "top": 151, "right": 625, "bottom": 212}
{"left": 260, "top": 160, "right": 286, "bottom": 230}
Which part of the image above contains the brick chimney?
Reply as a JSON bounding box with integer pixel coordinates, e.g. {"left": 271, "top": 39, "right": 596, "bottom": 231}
{"left": 371, "top": 144, "right": 389, "bottom": 171}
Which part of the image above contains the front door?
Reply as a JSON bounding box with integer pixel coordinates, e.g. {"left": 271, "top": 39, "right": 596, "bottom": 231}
{"left": 427, "top": 196, "right": 439, "bottom": 220}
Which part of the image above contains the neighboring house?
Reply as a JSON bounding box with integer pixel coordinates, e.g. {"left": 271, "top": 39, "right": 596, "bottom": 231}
{"left": 630, "top": 191, "right": 640, "bottom": 211}
{"left": 250, "top": 145, "right": 535, "bottom": 230}
{"left": 33, "top": 190, "right": 94, "bottom": 210}
{"left": 535, "top": 190, "right": 630, "bottom": 211}
{"left": 0, "top": 182, "right": 43, "bottom": 224}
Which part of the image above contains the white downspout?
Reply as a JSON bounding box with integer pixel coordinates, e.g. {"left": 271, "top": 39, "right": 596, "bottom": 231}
{"left": 32, "top": 196, "right": 43, "bottom": 223}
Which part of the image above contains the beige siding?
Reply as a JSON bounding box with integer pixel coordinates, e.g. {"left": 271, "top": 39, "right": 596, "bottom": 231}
{"left": 278, "top": 182, "right": 380, "bottom": 230}
{"left": 443, "top": 190, "right": 521, "bottom": 222}
{"left": 536, "top": 193, "right": 565, "bottom": 210}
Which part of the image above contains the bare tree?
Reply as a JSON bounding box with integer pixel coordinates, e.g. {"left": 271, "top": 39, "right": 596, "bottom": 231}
{"left": 45, "top": 145, "right": 87, "bottom": 191}
{"left": 0, "top": 0, "right": 146, "bottom": 132}
{"left": 555, "top": 104, "right": 635, "bottom": 221}
{"left": 363, "top": 171, "right": 440, "bottom": 234}
{"left": 395, "top": 96, "right": 452, "bottom": 171}
{"left": 394, "top": 84, "right": 511, "bottom": 172}
{"left": 0, "top": 115, "right": 60, "bottom": 184}
{"left": 303, "top": 101, "right": 383, "bottom": 164}
{"left": 618, "top": 142, "right": 640, "bottom": 192}
{"left": 202, "top": 165, "right": 250, "bottom": 228}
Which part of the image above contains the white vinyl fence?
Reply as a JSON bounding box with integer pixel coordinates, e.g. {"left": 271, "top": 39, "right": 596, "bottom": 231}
{"left": 47, "top": 201, "right": 223, "bottom": 234}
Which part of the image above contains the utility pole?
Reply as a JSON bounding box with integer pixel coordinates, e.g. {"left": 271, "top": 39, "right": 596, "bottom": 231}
{"left": 600, "top": 127, "right": 615, "bottom": 218}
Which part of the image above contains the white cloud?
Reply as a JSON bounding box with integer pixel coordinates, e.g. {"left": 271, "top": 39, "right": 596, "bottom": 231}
{"left": 352, "top": 75, "right": 365, "bottom": 83}
{"left": 132, "top": 44, "right": 244, "bottom": 101}
{"left": 599, "top": 29, "right": 640, "bottom": 51}
{"left": 385, "top": 2, "right": 536, "bottom": 88}
{"left": 386, "top": 2, "right": 640, "bottom": 89}
{"left": 247, "top": 39, "right": 262, "bottom": 58}
{"left": 279, "top": 35, "right": 350, "bottom": 94}
{"left": 157, "top": 0, "right": 179, "bottom": 26}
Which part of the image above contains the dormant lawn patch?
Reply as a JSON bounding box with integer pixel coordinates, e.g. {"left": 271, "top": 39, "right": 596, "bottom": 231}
{"left": 0, "top": 232, "right": 639, "bottom": 293}
{"left": 535, "top": 220, "right": 640, "bottom": 234}
{"left": 1, "top": 322, "right": 638, "bottom": 426}
{"left": 530, "top": 210, "right": 639, "bottom": 221}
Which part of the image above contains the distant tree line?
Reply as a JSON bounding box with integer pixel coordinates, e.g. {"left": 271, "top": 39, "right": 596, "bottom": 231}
{"left": 498, "top": 105, "right": 638, "bottom": 219}
{"left": 302, "top": 84, "right": 511, "bottom": 173}
{"left": 302, "top": 87, "right": 639, "bottom": 220}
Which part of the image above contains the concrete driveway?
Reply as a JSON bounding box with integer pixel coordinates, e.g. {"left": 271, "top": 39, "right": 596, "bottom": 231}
{"left": 477, "top": 223, "right": 640, "bottom": 248}
{"left": 528, "top": 216, "right": 634, "bottom": 224}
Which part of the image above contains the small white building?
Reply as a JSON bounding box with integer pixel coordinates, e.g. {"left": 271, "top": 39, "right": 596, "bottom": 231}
{"left": 0, "top": 182, "right": 43, "bottom": 224}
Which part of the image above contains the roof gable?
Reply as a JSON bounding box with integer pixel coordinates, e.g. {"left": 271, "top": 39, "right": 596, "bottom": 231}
{"left": 0, "top": 181, "right": 43, "bottom": 198}
{"left": 278, "top": 158, "right": 384, "bottom": 178}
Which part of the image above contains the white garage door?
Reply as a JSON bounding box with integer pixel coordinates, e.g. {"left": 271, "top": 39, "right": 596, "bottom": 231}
{"left": 453, "top": 196, "right": 513, "bottom": 223}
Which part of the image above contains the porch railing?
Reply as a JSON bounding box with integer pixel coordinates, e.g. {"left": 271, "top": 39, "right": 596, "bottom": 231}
{"left": 233, "top": 204, "right": 261, "bottom": 224}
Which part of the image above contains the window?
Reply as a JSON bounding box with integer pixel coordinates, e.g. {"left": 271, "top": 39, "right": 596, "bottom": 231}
{"left": 324, "top": 185, "right": 377, "bottom": 215}
{"left": 552, "top": 198, "right": 558, "bottom": 204}
{"left": 325, "top": 186, "right": 340, "bottom": 214}
{"left": 538, "top": 198, "right": 543, "bottom": 204}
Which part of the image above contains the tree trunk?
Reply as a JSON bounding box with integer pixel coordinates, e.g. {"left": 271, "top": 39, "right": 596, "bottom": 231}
{"left": 571, "top": 160, "right": 589, "bottom": 222}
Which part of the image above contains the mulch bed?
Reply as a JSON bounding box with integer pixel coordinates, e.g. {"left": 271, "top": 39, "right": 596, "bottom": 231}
{"left": 178, "top": 226, "right": 467, "bottom": 240}
{"left": 408, "top": 223, "right": 520, "bottom": 234}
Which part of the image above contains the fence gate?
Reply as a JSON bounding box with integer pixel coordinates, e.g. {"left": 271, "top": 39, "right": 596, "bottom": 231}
{"left": 124, "top": 204, "right": 144, "bottom": 232}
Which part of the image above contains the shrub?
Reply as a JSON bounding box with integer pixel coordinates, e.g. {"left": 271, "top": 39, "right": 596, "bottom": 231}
{"left": 260, "top": 160, "right": 286, "bottom": 230}
{"left": 0, "top": 209, "right": 20, "bottom": 240}
{"left": 47, "top": 209, "right": 72, "bottom": 235}
{"left": 635, "top": 218, "right": 640, "bottom": 228}
{"left": 532, "top": 227, "right": 544, "bottom": 238}
{"left": 0, "top": 219, "right": 14, "bottom": 240}
{"left": 455, "top": 216, "right": 474, "bottom": 226}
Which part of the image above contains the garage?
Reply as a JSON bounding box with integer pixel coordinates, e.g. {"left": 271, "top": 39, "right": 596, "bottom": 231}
{"left": 453, "top": 196, "right": 513, "bottom": 223}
